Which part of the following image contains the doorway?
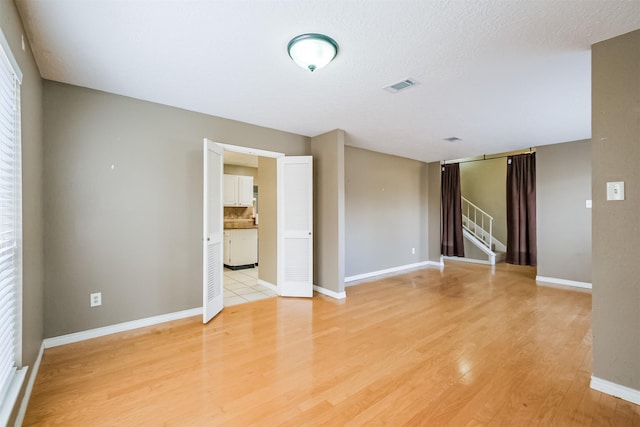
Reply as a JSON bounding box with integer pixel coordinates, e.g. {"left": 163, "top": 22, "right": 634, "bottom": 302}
{"left": 222, "top": 150, "right": 276, "bottom": 306}
{"left": 202, "top": 139, "right": 314, "bottom": 323}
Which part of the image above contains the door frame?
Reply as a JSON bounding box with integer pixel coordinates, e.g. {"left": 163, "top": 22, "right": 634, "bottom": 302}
{"left": 217, "top": 143, "right": 285, "bottom": 162}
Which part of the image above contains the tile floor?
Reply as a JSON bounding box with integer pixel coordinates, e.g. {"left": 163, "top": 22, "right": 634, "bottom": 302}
{"left": 224, "top": 266, "right": 277, "bottom": 306}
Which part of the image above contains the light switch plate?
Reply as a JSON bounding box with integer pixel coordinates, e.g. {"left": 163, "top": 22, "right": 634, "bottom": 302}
{"left": 606, "top": 181, "right": 625, "bottom": 201}
{"left": 586, "top": 200, "right": 592, "bottom": 208}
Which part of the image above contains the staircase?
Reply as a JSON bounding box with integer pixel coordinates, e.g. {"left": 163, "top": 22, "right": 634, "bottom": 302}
{"left": 461, "top": 197, "right": 506, "bottom": 265}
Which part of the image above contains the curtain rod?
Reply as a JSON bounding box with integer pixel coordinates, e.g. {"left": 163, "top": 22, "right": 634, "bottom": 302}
{"left": 443, "top": 148, "right": 533, "bottom": 165}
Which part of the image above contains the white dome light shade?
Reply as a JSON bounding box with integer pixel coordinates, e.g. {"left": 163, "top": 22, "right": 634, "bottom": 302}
{"left": 287, "top": 33, "right": 339, "bottom": 72}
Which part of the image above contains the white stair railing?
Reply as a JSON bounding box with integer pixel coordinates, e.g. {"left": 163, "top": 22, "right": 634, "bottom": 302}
{"left": 461, "top": 197, "right": 493, "bottom": 252}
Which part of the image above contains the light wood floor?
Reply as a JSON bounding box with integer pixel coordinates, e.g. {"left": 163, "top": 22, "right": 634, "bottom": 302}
{"left": 24, "top": 262, "right": 639, "bottom": 426}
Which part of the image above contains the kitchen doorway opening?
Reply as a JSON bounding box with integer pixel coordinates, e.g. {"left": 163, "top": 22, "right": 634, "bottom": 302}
{"left": 221, "top": 143, "right": 283, "bottom": 306}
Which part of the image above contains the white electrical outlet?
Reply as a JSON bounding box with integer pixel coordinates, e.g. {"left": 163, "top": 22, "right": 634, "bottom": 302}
{"left": 90, "top": 292, "right": 102, "bottom": 307}
{"left": 606, "top": 181, "right": 625, "bottom": 201}
{"left": 411, "top": 247, "right": 415, "bottom": 254}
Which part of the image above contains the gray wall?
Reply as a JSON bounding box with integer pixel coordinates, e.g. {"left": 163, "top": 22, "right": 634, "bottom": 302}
{"left": 427, "top": 162, "right": 441, "bottom": 262}
{"left": 257, "top": 157, "right": 277, "bottom": 285}
{"left": 344, "top": 146, "right": 428, "bottom": 277}
{"left": 592, "top": 29, "right": 640, "bottom": 391}
{"left": 43, "top": 81, "right": 309, "bottom": 337}
{"left": 537, "top": 139, "right": 592, "bottom": 283}
{"left": 311, "top": 130, "right": 345, "bottom": 293}
{"left": 460, "top": 158, "right": 507, "bottom": 245}
{"left": 462, "top": 238, "right": 491, "bottom": 262}
{"left": 1, "top": 0, "right": 44, "bottom": 423}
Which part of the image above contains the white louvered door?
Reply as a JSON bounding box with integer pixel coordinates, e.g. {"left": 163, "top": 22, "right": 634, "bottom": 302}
{"left": 203, "top": 139, "right": 224, "bottom": 323}
{"left": 278, "top": 156, "right": 313, "bottom": 297}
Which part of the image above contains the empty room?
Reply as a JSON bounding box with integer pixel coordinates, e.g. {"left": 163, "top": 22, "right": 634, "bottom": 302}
{"left": 1, "top": 1, "right": 639, "bottom": 425}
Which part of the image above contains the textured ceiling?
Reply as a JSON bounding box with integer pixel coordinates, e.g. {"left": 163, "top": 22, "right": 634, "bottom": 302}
{"left": 16, "top": 0, "right": 640, "bottom": 163}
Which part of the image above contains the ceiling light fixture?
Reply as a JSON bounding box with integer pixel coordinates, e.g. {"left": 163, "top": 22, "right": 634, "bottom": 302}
{"left": 287, "top": 33, "right": 339, "bottom": 72}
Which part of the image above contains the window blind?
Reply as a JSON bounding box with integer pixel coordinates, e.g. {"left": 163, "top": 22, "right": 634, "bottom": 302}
{"left": 0, "top": 35, "right": 22, "bottom": 411}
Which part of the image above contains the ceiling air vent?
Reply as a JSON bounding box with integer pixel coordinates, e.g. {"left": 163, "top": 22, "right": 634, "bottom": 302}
{"left": 384, "top": 78, "right": 419, "bottom": 93}
{"left": 444, "top": 136, "right": 462, "bottom": 142}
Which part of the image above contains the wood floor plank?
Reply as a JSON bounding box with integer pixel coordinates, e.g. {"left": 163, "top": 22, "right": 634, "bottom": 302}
{"left": 23, "top": 262, "right": 639, "bottom": 426}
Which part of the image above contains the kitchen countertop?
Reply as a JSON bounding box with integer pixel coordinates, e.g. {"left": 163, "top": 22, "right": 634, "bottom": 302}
{"left": 224, "top": 217, "right": 257, "bottom": 230}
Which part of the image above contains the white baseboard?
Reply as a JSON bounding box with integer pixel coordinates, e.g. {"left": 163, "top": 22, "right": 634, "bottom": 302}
{"left": 43, "top": 307, "right": 203, "bottom": 349}
{"left": 443, "top": 256, "right": 491, "bottom": 265}
{"left": 427, "top": 260, "right": 444, "bottom": 268}
{"left": 344, "top": 261, "right": 432, "bottom": 284}
{"left": 257, "top": 279, "right": 277, "bottom": 292}
{"left": 536, "top": 276, "right": 592, "bottom": 290}
{"left": 591, "top": 376, "right": 640, "bottom": 405}
{"left": 313, "top": 285, "right": 346, "bottom": 300}
{"left": 14, "top": 342, "right": 44, "bottom": 427}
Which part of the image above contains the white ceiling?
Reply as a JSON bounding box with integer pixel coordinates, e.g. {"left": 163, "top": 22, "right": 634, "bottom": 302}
{"left": 16, "top": 0, "right": 640, "bottom": 163}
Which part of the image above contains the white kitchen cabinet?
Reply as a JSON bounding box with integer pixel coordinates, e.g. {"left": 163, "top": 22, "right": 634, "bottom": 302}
{"left": 237, "top": 176, "right": 254, "bottom": 205}
{"left": 223, "top": 175, "right": 237, "bottom": 206}
{"left": 223, "top": 174, "right": 254, "bottom": 207}
{"left": 223, "top": 228, "right": 258, "bottom": 268}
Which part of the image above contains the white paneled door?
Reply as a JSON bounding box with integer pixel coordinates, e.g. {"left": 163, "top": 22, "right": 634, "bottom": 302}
{"left": 278, "top": 156, "right": 313, "bottom": 297}
{"left": 203, "top": 139, "right": 224, "bottom": 323}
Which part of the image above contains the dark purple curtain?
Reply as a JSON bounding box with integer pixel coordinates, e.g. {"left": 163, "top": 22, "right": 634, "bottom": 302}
{"left": 441, "top": 163, "right": 465, "bottom": 257}
{"left": 506, "top": 153, "right": 537, "bottom": 266}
